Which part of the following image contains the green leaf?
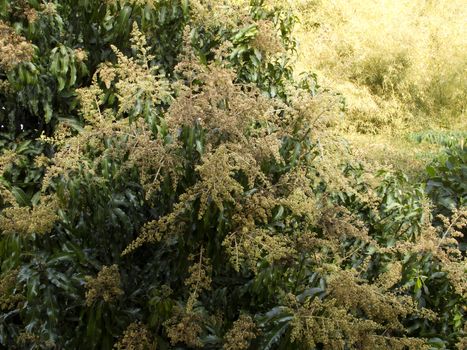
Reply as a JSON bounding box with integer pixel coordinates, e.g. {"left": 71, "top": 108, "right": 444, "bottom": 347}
{"left": 57, "top": 117, "right": 84, "bottom": 133}
{"left": 57, "top": 76, "right": 66, "bottom": 91}
{"left": 11, "top": 187, "right": 30, "bottom": 206}
{"left": 31, "top": 191, "right": 41, "bottom": 206}
{"left": 117, "top": 6, "right": 132, "bottom": 33}
{"left": 44, "top": 103, "right": 53, "bottom": 123}
{"left": 15, "top": 140, "right": 32, "bottom": 154}
{"left": 426, "top": 166, "right": 436, "bottom": 177}
{"left": 181, "top": 0, "right": 189, "bottom": 16}
{"left": 69, "top": 63, "right": 77, "bottom": 86}
{"left": 259, "top": 320, "right": 291, "bottom": 350}
{"left": 195, "top": 140, "right": 204, "bottom": 155}
{"left": 273, "top": 206, "right": 284, "bottom": 221}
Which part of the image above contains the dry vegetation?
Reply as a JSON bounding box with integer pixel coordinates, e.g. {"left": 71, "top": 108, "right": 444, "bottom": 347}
{"left": 293, "top": 0, "right": 466, "bottom": 172}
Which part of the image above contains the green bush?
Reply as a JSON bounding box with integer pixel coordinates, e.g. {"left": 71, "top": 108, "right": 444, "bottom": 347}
{"left": 0, "top": 1, "right": 465, "bottom": 349}
{"left": 409, "top": 131, "right": 467, "bottom": 148}
{"left": 426, "top": 144, "right": 466, "bottom": 211}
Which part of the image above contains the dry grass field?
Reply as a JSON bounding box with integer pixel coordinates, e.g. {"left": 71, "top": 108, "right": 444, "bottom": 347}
{"left": 292, "top": 0, "right": 466, "bottom": 174}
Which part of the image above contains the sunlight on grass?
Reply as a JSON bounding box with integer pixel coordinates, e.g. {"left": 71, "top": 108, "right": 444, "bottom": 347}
{"left": 296, "top": 0, "right": 467, "bottom": 134}
{"left": 292, "top": 0, "right": 466, "bottom": 170}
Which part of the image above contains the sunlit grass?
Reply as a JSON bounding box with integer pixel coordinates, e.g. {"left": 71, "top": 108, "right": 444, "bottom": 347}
{"left": 345, "top": 133, "right": 446, "bottom": 178}
{"left": 292, "top": 0, "right": 466, "bottom": 170}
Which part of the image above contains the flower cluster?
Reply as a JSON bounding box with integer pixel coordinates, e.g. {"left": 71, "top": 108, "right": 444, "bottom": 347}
{"left": 223, "top": 314, "right": 257, "bottom": 350}
{"left": 0, "top": 269, "right": 23, "bottom": 311}
{"left": 164, "top": 306, "right": 204, "bottom": 348}
{"left": 0, "top": 21, "right": 35, "bottom": 71}
{"left": 251, "top": 20, "right": 284, "bottom": 56}
{"left": 0, "top": 197, "right": 59, "bottom": 236}
{"left": 114, "top": 322, "right": 155, "bottom": 350}
{"left": 85, "top": 265, "right": 124, "bottom": 306}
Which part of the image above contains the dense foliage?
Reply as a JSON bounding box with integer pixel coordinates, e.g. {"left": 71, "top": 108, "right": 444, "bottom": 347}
{"left": 0, "top": 1, "right": 465, "bottom": 349}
